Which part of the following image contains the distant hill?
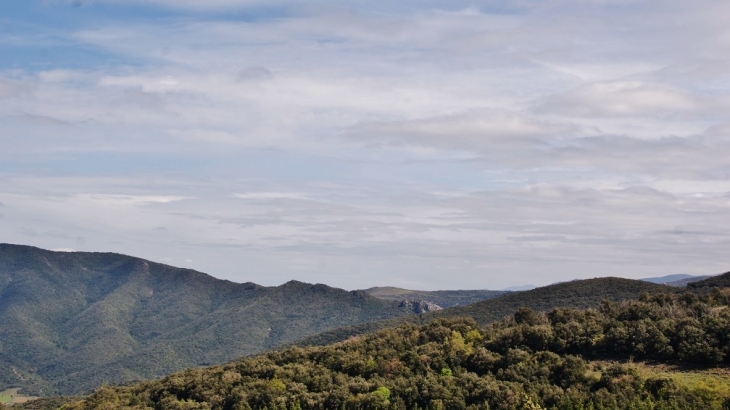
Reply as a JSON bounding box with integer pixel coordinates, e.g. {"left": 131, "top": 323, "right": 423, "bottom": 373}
{"left": 362, "top": 286, "right": 506, "bottom": 308}
{"left": 641, "top": 273, "right": 698, "bottom": 283}
{"left": 0, "top": 244, "right": 419, "bottom": 396}
{"left": 665, "top": 275, "right": 714, "bottom": 287}
{"left": 641, "top": 273, "right": 714, "bottom": 286}
{"left": 688, "top": 271, "right": 730, "bottom": 289}
{"left": 500, "top": 284, "right": 536, "bottom": 291}
{"left": 435, "top": 277, "right": 677, "bottom": 324}
{"left": 297, "top": 277, "right": 678, "bottom": 347}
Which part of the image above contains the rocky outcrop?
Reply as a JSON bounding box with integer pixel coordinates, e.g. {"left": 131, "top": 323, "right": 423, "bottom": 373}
{"left": 399, "top": 299, "right": 442, "bottom": 314}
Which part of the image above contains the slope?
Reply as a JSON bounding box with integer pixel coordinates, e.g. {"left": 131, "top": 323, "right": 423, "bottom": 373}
{"left": 436, "top": 277, "right": 677, "bottom": 325}
{"left": 688, "top": 271, "right": 730, "bottom": 289}
{"left": 641, "top": 273, "right": 715, "bottom": 287}
{"left": 53, "top": 288, "right": 730, "bottom": 410}
{"left": 0, "top": 244, "right": 416, "bottom": 396}
{"left": 665, "top": 275, "right": 714, "bottom": 287}
{"left": 641, "top": 273, "right": 699, "bottom": 284}
{"left": 297, "top": 277, "right": 677, "bottom": 347}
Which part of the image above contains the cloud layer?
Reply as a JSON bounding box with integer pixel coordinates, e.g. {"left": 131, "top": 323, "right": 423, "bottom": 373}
{"left": 1, "top": 0, "right": 729, "bottom": 289}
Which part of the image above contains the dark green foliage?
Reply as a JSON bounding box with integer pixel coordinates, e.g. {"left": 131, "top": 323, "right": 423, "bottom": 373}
{"left": 64, "top": 298, "right": 730, "bottom": 410}
{"left": 688, "top": 271, "right": 730, "bottom": 289}
{"left": 298, "top": 277, "right": 677, "bottom": 347}
{"left": 491, "top": 289, "right": 730, "bottom": 365}
{"left": 11, "top": 397, "right": 79, "bottom": 410}
{"left": 0, "top": 244, "right": 418, "bottom": 396}
{"left": 439, "top": 278, "right": 678, "bottom": 325}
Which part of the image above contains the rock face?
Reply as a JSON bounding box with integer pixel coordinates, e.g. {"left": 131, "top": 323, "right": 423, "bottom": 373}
{"left": 398, "top": 299, "right": 442, "bottom": 314}
{"left": 364, "top": 287, "right": 506, "bottom": 308}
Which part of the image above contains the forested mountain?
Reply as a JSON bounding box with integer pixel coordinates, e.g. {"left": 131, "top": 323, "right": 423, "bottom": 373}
{"left": 688, "top": 271, "right": 730, "bottom": 289}
{"left": 641, "top": 274, "right": 699, "bottom": 284}
{"left": 436, "top": 278, "right": 676, "bottom": 324}
{"left": 298, "top": 278, "right": 677, "bottom": 347}
{"left": 0, "top": 244, "right": 419, "bottom": 396}
{"left": 362, "top": 287, "right": 506, "bottom": 308}
{"left": 0, "top": 242, "right": 702, "bottom": 402}
{"left": 641, "top": 274, "right": 715, "bottom": 287}
{"left": 50, "top": 288, "right": 730, "bottom": 410}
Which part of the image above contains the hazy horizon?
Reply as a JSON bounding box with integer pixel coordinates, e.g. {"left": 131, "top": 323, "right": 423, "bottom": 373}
{"left": 1, "top": 0, "right": 729, "bottom": 290}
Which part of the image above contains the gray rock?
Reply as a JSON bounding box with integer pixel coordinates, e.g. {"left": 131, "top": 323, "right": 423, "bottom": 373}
{"left": 399, "top": 299, "right": 442, "bottom": 314}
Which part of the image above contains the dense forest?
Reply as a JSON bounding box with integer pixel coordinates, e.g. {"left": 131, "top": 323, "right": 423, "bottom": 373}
{"left": 54, "top": 288, "right": 730, "bottom": 410}
{"left": 296, "top": 278, "right": 676, "bottom": 348}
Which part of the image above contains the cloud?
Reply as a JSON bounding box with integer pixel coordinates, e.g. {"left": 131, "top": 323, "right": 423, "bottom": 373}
{"left": 345, "top": 111, "right": 579, "bottom": 154}
{"left": 53, "top": 0, "right": 262, "bottom": 9}
{"left": 235, "top": 192, "right": 307, "bottom": 200}
{"left": 0, "top": 79, "right": 26, "bottom": 98}
{"left": 105, "top": 0, "right": 269, "bottom": 9}
{"left": 3, "top": 0, "right": 730, "bottom": 290}
{"left": 535, "top": 81, "right": 710, "bottom": 118}
{"left": 237, "top": 66, "right": 273, "bottom": 81}
{"left": 75, "top": 194, "right": 192, "bottom": 205}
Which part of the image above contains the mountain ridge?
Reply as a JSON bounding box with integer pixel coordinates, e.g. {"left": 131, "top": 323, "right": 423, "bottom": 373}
{"left": 688, "top": 271, "right": 730, "bottom": 289}
{"left": 0, "top": 243, "right": 702, "bottom": 398}
{"left": 0, "top": 243, "right": 418, "bottom": 396}
{"left": 640, "top": 273, "right": 716, "bottom": 287}
{"left": 295, "top": 277, "right": 679, "bottom": 348}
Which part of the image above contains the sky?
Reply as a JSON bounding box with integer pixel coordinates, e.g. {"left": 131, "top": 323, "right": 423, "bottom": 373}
{"left": 1, "top": 0, "right": 729, "bottom": 290}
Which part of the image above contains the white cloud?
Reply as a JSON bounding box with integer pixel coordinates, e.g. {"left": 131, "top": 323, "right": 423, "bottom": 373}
{"left": 3, "top": 0, "right": 730, "bottom": 289}
{"left": 235, "top": 192, "right": 307, "bottom": 200}
{"left": 345, "top": 111, "right": 579, "bottom": 153}
{"left": 535, "top": 81, "right": 708, "bottom": 118}
{"left": 75, "top": 194, "right": 192, "bottom": 205}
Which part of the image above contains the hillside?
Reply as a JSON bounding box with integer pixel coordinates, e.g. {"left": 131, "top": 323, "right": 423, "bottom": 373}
{"left": 435, "top": 277, "right": 677, "bottom": 325}
{"left": 298, "top": 277, "right": 677, "bottom": 347}
{"left": 52, "top": 289, "right": 730, "bottom": 410}
{"left": 0, "top": 244, "right": 418, "bottom": 396}
{"left": 665, "top": 275, "right": 714, "bottom": 287}
{"left": 642, "top": 274, "right": 714, "bottom": 287}
{"left": 641, "top": 273, "right": 698, "bottom": 284}
{"left": 688, "top": 271, "right": 730, "bottom": 289}
{"left": 362, "top": 287, "right": 506, "bottom": 308}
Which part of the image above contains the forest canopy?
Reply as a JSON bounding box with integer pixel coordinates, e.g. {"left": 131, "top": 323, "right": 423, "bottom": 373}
{"left": 60, "top": 288, "right": 730, "bottom": 410}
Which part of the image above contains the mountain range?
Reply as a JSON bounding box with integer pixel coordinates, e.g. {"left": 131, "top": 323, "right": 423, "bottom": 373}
{"left": 0, "top": 243, "right": 712, "bottom": 399}
{"left": 0, "top": 244, "right": 419, "bottom": 395}
{"left": 640, "top": 273, "right": 715, "bottom": 287}
{"left": 47, "top": 277, "right": 730, "bottom": 410}
{"left": 294, "top": 277, "right": 677, "bottom": 348}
